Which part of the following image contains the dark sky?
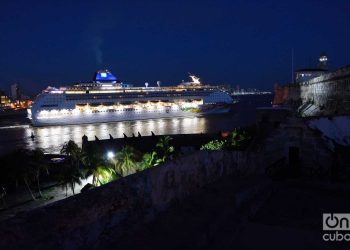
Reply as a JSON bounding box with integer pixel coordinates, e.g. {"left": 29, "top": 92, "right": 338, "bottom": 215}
{"left": 0, "top": 0, "right": 349, "bottom": 95}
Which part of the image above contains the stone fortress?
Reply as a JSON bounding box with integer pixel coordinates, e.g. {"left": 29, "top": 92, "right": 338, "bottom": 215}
{"left": 273, "top": 53, "right": 350, "bottom": 116}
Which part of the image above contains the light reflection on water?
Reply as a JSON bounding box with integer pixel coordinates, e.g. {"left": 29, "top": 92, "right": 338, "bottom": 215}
{"left": 19, "top": 117, "right": 209, "bottom": 154}
{"left": 0, "top": 95, "right": 272, "bottom": 155}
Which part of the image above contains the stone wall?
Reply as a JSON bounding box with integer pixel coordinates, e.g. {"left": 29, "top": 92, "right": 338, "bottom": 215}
{"left": 275, "top": 65, "right": 350, "bottom": 116}
{"left": 0, "top": 150, "right": 261, "bottom": 250}
{"left": 256, "top": 117, "right": 334, "bottom": 173}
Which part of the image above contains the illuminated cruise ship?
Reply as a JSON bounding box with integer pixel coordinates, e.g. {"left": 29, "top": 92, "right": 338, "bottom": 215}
{"left": 28, "top": 70, "right": 234, "bottom": 126}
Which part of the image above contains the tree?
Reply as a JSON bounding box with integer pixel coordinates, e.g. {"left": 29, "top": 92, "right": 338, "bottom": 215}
{"left": 12, "top": 149, "right": 37, "bottom": 200}
{"left": 82, "top": 149, "right": 117, "bottom": 186}
{"left": 95, "top": 167, "right": 118, "bottom": 186}
{"left": 140, "top": 151, "right": 161, "bottom": 170}
{"left": 61, "top": 140, "right": 83, "bottom": 169}
{"left": 55, "top": 162, "right": 82, "bottom": 196}
{"left": 115, "top": 145, "right": 137, "bottom": 176}
{"left": 28, "top": 148, "right": 49, "bottom": 197}
{"left": 156, "top": 136, "right": 175, "bottom": 162}
{"left": 1, "top": 148, "right": 49, "bottom": 201}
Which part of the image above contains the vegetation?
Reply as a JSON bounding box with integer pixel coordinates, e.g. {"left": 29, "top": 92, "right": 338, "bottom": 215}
{"left": 61, "top": 140, "right": 85, "bottom": 169}
{"left": 200, "top": 128, "right": 253, "bottom": 151}
{"left": 94, "top": 167, "right": 117, "bottom": 186}
{"left": 0, "top": 148, "right": 48, "bottom": 201}
{"left": 140, "top": 151, "right": 162, "bottom": 170}
{"left": 0, "top": 135, "right": 177, "bottom": 203}
{"left": 155, "top": 136, "right": 175, "bottom": 162}
{"left": 114, "top": 145, "right": 138, "bottom": 176}
{"left": 200, "top": 139, "right": 225, "bottom": 151}
{"left": 55, "top": 162, "right": 82, "bottom": 196}
{"left": 0, "top": 129, "right": 254, "bottom": 206}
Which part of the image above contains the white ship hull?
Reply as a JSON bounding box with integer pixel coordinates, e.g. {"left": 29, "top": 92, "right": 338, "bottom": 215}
{"left": 31, "top": 107, "right": 231, "bottom": 126}
{"left": 29, "top": 70, "right": 235, "bottom": 126}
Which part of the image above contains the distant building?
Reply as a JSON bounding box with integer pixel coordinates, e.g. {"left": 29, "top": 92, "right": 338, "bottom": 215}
{"left": 11, "top": 83, "right": 21, "bottom": 101}
{"left": 0, "top": 90, "right": 11, "bottom": 108}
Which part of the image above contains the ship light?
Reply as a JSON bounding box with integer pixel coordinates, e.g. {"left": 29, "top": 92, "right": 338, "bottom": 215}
{"left": 40, "top": 110, "right": 49, "bottom": 116}
{"left": 84, "top": 110, "right": 93, "bottom": 115}
{"left": 50, "top": 90, "right": 63, "bottom": 94}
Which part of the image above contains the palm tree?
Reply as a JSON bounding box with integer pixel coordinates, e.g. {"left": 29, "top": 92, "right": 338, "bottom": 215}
{"left": 115, "top": 145, "right": 137, "bottom": 176}
{"left": 28, "top": 148, "right": 49, "bottom": 198}
{"left": 95, "top": 167, "right": 118, "bottom": 186}
{"left": 156, "top": 136, "right": 175, "bottom": 162}
{"left": 55, "top": 162, "right": 82, "bottom": 196}
{"left": 140, "top": 151, "right": 161, "bottom": 170}
{"left": 82, "top": 149, "right": 117, "bottom": 186}
{"left": 61, "top": 140, "right": 83, "bottom": 169}
{"left": 13, "top": 149, "right": 37, "bottom": 200}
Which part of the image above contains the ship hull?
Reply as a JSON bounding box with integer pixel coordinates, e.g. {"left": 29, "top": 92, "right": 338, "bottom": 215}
{"left": 30, "top": 106, "right": 232, "bottom": 126}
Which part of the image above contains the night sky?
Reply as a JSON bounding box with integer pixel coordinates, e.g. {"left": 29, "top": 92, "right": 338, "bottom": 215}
{"left": 0, "top": 0, "right": 349, "bottom": 95}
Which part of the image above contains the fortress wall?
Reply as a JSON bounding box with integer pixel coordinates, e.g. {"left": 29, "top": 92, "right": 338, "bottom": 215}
{"left": 278, "top": 66, "right": 350, "bottom": 116}
{"left": 0, "top": 150, "right": 261, "bottom": 250}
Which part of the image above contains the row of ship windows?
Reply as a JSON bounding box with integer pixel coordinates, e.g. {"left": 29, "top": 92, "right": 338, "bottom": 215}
{"left": 65, "top": 92, "right": 210, "bottom": 100}
{"left": 91, "top": 109, "right": 170, "bottom": 113}
{"left": 49, "top": 109, "right": 172, "bottom": 115}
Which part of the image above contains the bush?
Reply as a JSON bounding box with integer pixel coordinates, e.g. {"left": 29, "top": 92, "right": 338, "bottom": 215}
{"left": 200, "top": 128, "right": 253, "bottom": 151}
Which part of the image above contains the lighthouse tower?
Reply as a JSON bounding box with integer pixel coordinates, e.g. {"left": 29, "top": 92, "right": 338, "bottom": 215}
{"left": 318, "top": 52, "right": 328, "bottom": 70}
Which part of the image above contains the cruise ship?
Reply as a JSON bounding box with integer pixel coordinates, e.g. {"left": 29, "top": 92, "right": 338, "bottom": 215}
{"left": 28, "top": 70, "right": 234, "bottom": 126}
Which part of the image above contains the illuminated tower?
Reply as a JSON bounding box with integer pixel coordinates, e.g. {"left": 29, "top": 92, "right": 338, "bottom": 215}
{"left": 318, "top": 52, "right": 328, "bottom": 70}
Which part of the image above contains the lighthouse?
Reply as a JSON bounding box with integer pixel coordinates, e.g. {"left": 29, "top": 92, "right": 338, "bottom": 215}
{"left": 318, "top": 52, "right": 328, "bottom": 70}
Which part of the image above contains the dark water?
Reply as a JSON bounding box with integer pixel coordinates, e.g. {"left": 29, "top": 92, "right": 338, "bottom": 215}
{"left": 0, "top": 95, "right": 272, "bottom": 155}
